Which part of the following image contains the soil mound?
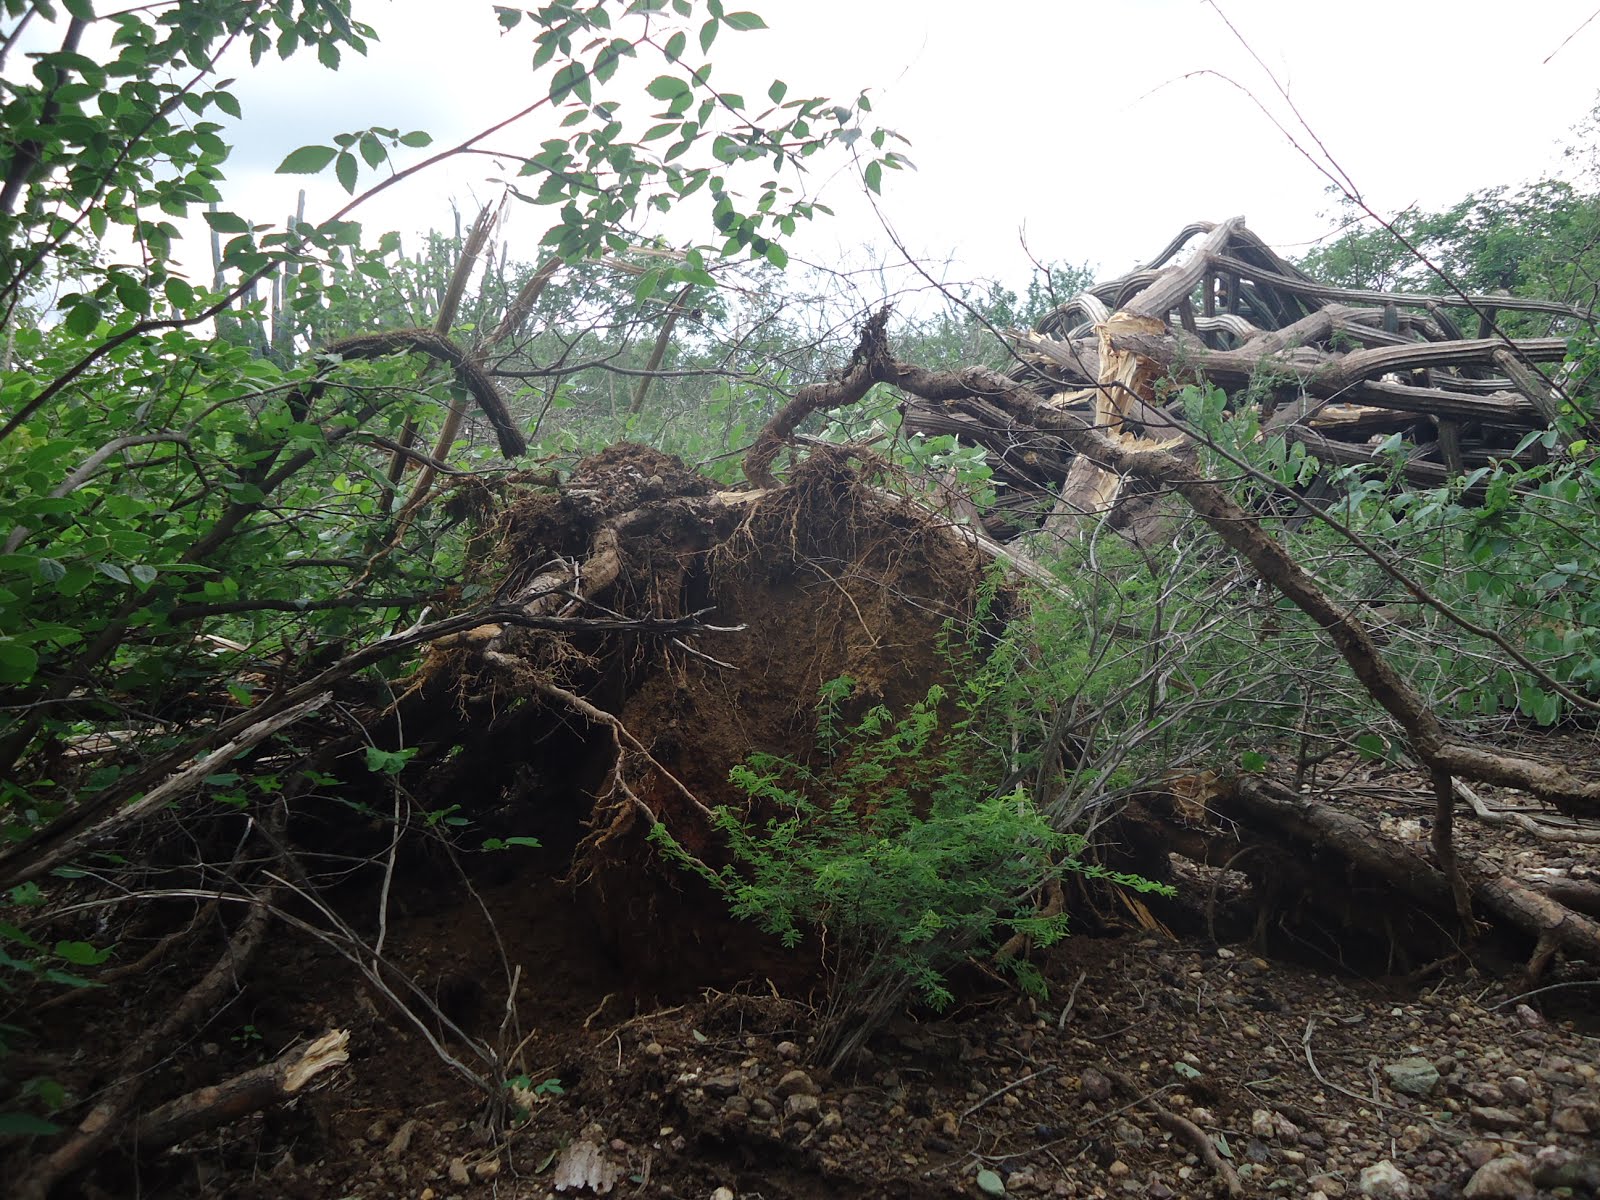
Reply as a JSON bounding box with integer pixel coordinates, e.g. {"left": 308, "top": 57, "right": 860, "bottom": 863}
{"left": 406, "top": 443, "right": 988, "bottom": 991}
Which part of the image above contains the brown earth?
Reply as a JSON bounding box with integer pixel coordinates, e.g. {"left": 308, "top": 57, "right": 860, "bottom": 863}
{"left": 66, "top": 776, "right": 1599, "bottom": 1200}
{"left": 5, "top": 447, "right": 1600, "bottom": 1200}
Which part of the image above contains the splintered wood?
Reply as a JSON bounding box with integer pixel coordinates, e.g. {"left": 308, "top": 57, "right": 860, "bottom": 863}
{"left": 902, "top": 217, "right": 1593, "bottom": 541}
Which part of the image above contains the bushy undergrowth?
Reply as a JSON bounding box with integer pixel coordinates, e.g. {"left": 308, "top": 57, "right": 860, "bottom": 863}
{"left": 653, "top": 627, "right": 1173, "bottom": 1063}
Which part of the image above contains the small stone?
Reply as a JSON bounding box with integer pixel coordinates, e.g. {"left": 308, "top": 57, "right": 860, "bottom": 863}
{"left": 1113, "top": 1118, "right": 1145, "bottom": 1148}
{"left": 1461, "top": 1141, "right": 1502, "bottom": 1170}
{"left": 447, "top": 1158, "right": 471, "bottom": 1186}
{"left": 1358, "top": 1159, "right": 1412, "bottom": 1198}
{"left": 473, "top": 1158, "right": 500, "bottom": 1181}
{"left": 775, "top": 1069, "right": 819, "bottom": 1098}
{"left": 1078, "top": 1067, "right": 1112, "bottom": 1103}
{"left": 976, "top": 1167, "right": 1006, "bottom": 1197}
{"left": 776, "top": 1041, "right": 799, "bottom": 1060}
{"left": 1108, "top": 1160, "right": 1130, "bottom": 1178}
{"left": 702, "top": 1075, "right": 740, "bottom": 1098}
{"left": 385, "top": 1119, "right": 418, "bottom": 1158}
{"left": 750, "top": 1098, "right": 776, "bottom": 1122}
{"left": 1500, "top": 1077, "right": 1532, "bottom": 1104}
{"left": 784, "top": 1093, "right": 820, "bottom": 1121}
{"left": 365, "top": 1119, "right": 389, "bottom": 1143}
{"left": 1532, "top": 1145, "right": 1600, "bottom": 1191}
{"left": 1308, "top": 1174, "right": 1346, "bottom": 1197}
{"left": 1551, "top": 1105, "right": 1591, "bottom": 1134}
{"left": 723, "top": 1095, "right": 749, "bottom": 1116}
{"left": 818, "top": 1110, "right": 842, "bottom": 1135}
{"left": 1462, "top": 1081, "right": 1505, "bottom": 1106}
{"left": 1469, "top": 1106, "right": 1524, "bottom": 1132}
{"left": 1461, "top": 1153, "right": 1533, "bottom": 1199}
{"left": 937, "top": 1111, "right": 959, "bottom": 1137}
{"left": 711, "top": 1188, "right": 736, "bottom": 1200}
{"left": 1513, "top": 1004, "right": 1543, "bottom": 1028}
{"left": 1383, "top": 1058, "right": 1441, "bottom": 1098}
{"left": 644, "top": 1042, "right": 664, "bottom": 1060}
{"left": 1190, "top": 1107, "right": 1216, "bottom": 1126}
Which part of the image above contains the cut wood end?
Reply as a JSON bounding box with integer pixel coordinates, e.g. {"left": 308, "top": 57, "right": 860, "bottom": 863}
{"left": 283, "top": 1029, "right": 350, "bottom": 1092}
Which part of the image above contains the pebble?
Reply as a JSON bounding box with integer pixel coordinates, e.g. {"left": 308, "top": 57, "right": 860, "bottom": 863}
{"left": 775, "top": 1070, "right": 818, "bottom": 1098}
{"left": 711, "top": 1188, "right": 735, "bottom": 1200}
{"left": 1462, "top": 1081, "right": 1505, "bottom": 1106}
{"left": 1460, "top": 1141, "right": 1502, "bottom": 1170}
{"left": 1383, "top": 1058, "right": 1440, "bottom": 1098}
{"left": 473, "top": 1158, "right": 499, "bottom": 1181}
{"left": 1461, "top": 1153, "right": 1533, "bottom": 1199}
{"left": 1358, "top": 1159, "right": 1412, "bottom": 1198}
{"left": 447, "top": 1158, "right": 470, "bottom": 1186}
{"left": 1078, "top": 1067, "right": 1112, "bottom": 1102}
{"left": 784, "top": 1093, "right": 820, "bottom": 1120}
{"left": 776, "top": 1041, "right": 799, "bottom": 1060}
{"left": 384, "top": 1119, "right": 418, "bottom": 1158}
{"left": 1552, "top": 1105, "right": 1592, "bottom": 1133}
{"left": 1468, "top": 1106, "right": 1524, "bottom": 1132}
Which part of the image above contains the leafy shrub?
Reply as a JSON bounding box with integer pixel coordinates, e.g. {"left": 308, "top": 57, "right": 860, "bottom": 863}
{"left": 653, "top": 670, "right": 1169, "bottom": 1064}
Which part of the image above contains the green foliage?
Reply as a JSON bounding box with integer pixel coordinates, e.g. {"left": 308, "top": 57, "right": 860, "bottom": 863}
{"left": 1179, "top": 355, "right": 1600, "bottom": 735}
{"left": 654, "top": 651, "right": 1172, "bottom": 1045}
{"left": 653, "top": 679, "right": 1072, "bottom": 1013}
{"left": 1297, "top": 180, "right": 1600, "bottom": 334}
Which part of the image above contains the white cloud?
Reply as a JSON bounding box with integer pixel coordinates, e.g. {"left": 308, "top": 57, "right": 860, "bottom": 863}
{"left": 186, "top": 1, "right": 1600, "bottom": 287}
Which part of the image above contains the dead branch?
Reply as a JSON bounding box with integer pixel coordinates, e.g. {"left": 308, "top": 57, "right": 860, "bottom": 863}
{"left": 14, "top": 899, "right": 275, "bottom": 1200}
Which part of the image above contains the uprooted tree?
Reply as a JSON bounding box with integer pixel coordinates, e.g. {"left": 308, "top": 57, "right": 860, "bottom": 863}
{"left": 3, "top": 0, "right": 1600, "bottom": 1193}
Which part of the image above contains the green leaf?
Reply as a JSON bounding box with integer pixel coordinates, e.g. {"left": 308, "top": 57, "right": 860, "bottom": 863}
{"left": 54, "top": 940, "right": 112, "bottom": 966}
{"left": 63, "top": 298, "right": 101, "bottom": 336}
{"left": 723, "top": 11, "right": 766, "bottom": 30}
{"left": 664, "top": 30, "right": 685, "bottom": 60}
{"left": 646, "top": 75, "right": 689, "bottom": 102}
{"left": 496, "top": 6, "right": 522, "bottom": 29}
{"left": 398, "top": 130, "right": 432, "bottom": 147}
{"left": 864, "top": 159, "right": 882, "bottom": 194}
{"left": 203, "top": 209, "right": 251, "bottom": 233}
{"left": 335, "top": 150, "right": 358, "bottom": 193}
{"left": 358, "top": 132, "right": 386, "bottom": 168}
{"left": 550, "top": 61, "right": 587, "bottom": 104}
{"left": 129, "top": 564, "right": 157, "bottom": 585}
{"left": 277, "top": 144, "right": 337, "bottom": 174}
{"left": 213, "top": 90, "right": 241, "bottom": 119}
{"left": 1239, "top": 750, "right": 1268, "bottom": 773}
{"left": 94, "top": 562, "right": 130, "bottom": 585}
{"left": 1354, "top": 733, "right": 1386, "bottom": 761}
{"left": 0, "top": 642, "right": 39, "bottom": 684}
{"left": 764, "top": 242, "right": 787, "bottom": 269}
{"left": 62, "top": 0, "right": 95, "bottom": 17}
{"left": 768, "top": 79, "right": 787, "bottom": 104}
{"left": 699, "top": 17, "right": 718, "bottom": 53}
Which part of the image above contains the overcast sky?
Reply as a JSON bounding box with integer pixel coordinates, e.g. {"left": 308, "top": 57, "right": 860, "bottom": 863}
{"left": 144, "top": 1, "right": 1600, "bottom": 293}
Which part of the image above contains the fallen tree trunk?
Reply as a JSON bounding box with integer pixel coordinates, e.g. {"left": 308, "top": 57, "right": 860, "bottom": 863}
{"left": 1222, "top": 778, "right": 1600, "bottom": 968}
{"left": 131, "top": 1029, "right": 349, "bottom": 1151}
